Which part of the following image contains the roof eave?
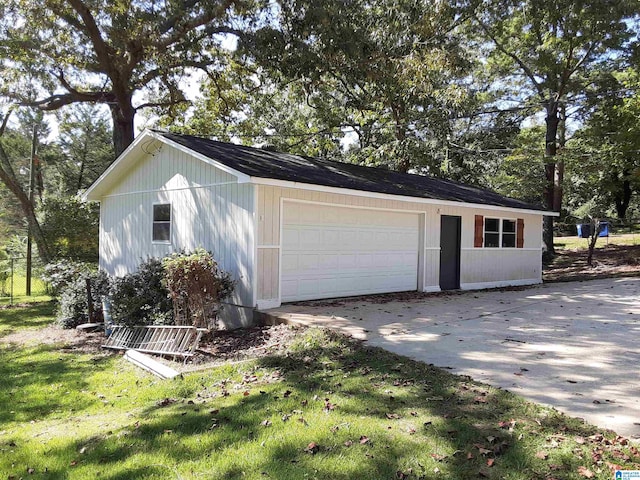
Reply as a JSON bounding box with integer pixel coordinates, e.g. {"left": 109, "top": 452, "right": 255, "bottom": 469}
{"left": 81, "top": 129, "right": 251, "bottom": 202}
{"left": 249, "top": 177, "right": 558, "bottom": 216}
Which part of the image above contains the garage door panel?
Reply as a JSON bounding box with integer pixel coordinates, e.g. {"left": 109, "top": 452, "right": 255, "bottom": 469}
{"left": 282, "top": 203, "right": 420, "bottom": 302}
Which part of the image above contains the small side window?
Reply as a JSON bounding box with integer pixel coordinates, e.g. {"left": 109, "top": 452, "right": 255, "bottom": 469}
{"left": 484, "top": 218, "right": 500, "bottom": 248}
{"left": 153, "top": 204, "right": 171, "bottom": 242}
{"left": 502, "top": 219, "right": 516, "bottom": 248}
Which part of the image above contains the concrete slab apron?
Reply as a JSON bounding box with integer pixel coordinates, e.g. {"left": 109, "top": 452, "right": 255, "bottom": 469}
{"left": 264, "top": 277, "right": 640, "bottom": 438}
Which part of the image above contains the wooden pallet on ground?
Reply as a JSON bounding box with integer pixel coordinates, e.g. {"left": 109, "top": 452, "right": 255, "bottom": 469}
{"left": 102, "top": 325, "right": 206, "bottom": 357}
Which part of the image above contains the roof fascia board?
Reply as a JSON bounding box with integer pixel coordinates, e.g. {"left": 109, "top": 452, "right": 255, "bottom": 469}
{"left": 82, "top": 129, "right": 251, "bottom": 202}
{"left": 250, "top": 177, "right": 559, "bottom": 217}
{"left": 147, "top": 130, "right": 251, "bottom": 184}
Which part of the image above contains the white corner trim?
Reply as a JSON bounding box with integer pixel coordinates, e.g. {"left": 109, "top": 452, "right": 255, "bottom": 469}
{"left": 252, "top": 185, "right": 259, "bottom": 313}
{"left": 256, "top": 299, "right": 281, "bottom": 310}
{"left": 460, "top": 278, "right": 541, "bottom": 290}
{"left": 251, "top": 177, "right": 558, "bottom": 217}
{"left": 422, "top": 286, "right": 441, "bottom": 293}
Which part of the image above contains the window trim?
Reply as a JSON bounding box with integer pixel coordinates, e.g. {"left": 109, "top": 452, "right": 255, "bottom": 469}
{"left": 152, "top": 202, "right": 172, "bottom": 244}
{"left": 483, "top": 217, "right": 517, "bottom": 249}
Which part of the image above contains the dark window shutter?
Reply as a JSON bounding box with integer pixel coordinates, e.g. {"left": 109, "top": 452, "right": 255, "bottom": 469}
{"left": 516, "top": 218, "right": 524, "bottom": 248}
{"left": 474, "top": 215, "right": 484, "bottom": 248}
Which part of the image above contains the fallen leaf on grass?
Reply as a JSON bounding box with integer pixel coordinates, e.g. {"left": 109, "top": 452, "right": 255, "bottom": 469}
{"left": 243, "top": 391, "right": 250, "bottom": 397}
{"left": 612, "top": 449, "right": 630, "bottom": 461}
{"left": 261, "top": 420, "right": 272, "bottom": 427}
{"left": 430, "top": 453, "right": 447, "bottom": 461}
{"left": 498, "top": 419, "right": 516, "bottom": 430}
{"left": 359, "top": 436, "right": 370, "bottom": 445}
{"left": 344, "top": 440, "right": 353, "bottom": 447}
{"left": 466, "top": 452, "right": 474, "bottom": 460}
{"left": 304, "top": 442, "right": 319, "bottom": 454}
{"left": 473, "top": 444, "right": 492, "bottom": 455}
{"left": 486, "top": 458, "right": 495, "bottom": 467}
{"left": 535, "top": 451, "right": 549, "bottom": 460}
{"left": 577, "top": 466, "right": 594, "bottom": 478}
{"left": 385, "top": 413, "right": 400, "bottom": 420}
{"left": 606, "top": 461, "right": 624, "bottom": 472}
{"left": 474, "top": 396, "right": 488, "bottom": 404}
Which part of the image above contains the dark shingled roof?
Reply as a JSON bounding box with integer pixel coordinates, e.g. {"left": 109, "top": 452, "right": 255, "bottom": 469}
{"left": 158, "top": 131, "right": 545, "bottom": 211}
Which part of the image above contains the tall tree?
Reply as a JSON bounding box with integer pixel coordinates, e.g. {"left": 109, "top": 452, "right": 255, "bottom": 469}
{"left": 0, "top": 109, "right": 51, "bottom": 262}
{"left": 566, "top": 67, "right": 640, "bottom": 219}
{"left": 53, "top": 105, "right": 114, "bottom": 194}
{"left": 0, "top": 0, "right": 259, "bottom": 155}
{"left": 472, "top": 0, "right": 636, "bottom": 253}
{"left": 241, "top": 0, "right": 473, "bottom": 173}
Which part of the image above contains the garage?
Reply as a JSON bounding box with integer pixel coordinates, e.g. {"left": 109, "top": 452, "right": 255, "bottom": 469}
{"left": 281, "top": 201, "right": 421, "bottom": 302}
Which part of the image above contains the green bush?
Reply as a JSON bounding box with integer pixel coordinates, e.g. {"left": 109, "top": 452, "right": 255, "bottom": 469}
{"left": 42, "top": 261, "right": 95, "bottom": 296}
{"left": 162, "top": 249, "right": 235, "bottom": 329}
{"left": 109, "top": 257, "right": 173, "bottom": 326}
{"left": 57, "top": 270, "right": 110, "bottom": 329}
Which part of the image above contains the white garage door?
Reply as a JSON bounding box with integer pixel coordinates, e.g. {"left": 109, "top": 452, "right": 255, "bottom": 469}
{"left": 281, "top": 202, "right": 420, "bottom": 302}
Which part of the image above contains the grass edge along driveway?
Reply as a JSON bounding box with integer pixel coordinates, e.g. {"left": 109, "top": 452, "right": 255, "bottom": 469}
{"left": 1, "top": 303, "right": 639, "bottom": 479}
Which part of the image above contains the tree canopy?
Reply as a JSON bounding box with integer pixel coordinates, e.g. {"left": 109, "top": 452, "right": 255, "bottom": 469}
{"left": 0, "top": 0, "right": 260, "bottom": 155}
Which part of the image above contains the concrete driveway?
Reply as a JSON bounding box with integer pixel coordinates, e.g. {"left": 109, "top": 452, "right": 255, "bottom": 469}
{"left": 262, "top": 277, "right": 640, "bottom": 438}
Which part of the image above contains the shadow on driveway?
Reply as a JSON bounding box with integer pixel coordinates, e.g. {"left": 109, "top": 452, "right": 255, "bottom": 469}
{"left": 263, "top": 277, "right": 640, "bottom": 438}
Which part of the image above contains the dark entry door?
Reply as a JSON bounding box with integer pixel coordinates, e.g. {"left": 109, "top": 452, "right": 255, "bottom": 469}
{"left": 439, "top": 215, "right": 461, "bottom": 290}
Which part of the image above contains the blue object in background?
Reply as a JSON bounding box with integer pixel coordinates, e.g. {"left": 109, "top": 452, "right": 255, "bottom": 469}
{"left": 577, "top": 222, "right": 609, "bottom": 238}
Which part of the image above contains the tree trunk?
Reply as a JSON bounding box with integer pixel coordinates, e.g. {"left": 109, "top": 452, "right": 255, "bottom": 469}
{"left": 0, "top": 143, "right": 51, "bottom": 263}
{"left": 552, "top": 103, "right": 566, "bottom": 212}
{"left": 586, "top": 219, "right": 600, "bottom": 267}
{"left": 109, "top": 101, "right": 136, "bottom": 157}
{"left": 614, "top": 175, "right": 632, "bottom": 219}
{"left": 391, "top": 102, "right": 410, "bottom": 174}
{"left": 542, "top": 99, "right": 560, "bottom": 256}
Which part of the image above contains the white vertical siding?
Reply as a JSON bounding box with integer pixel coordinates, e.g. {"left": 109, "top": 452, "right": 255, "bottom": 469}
{"left": 98, "top": 144, "right": 255, "bottom": 328}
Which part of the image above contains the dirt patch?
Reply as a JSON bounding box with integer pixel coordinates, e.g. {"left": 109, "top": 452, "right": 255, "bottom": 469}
{"left": 1, "top": 318, "right": 306, "bottom": 371}
{"left": 185, "top": 324, "right": 304, "bottom": 369}
{"left": 544, "top": 244, "right": 640, "bottom": 282}
{"left": 1, "top": 324, "right": 106, "bottom": 354}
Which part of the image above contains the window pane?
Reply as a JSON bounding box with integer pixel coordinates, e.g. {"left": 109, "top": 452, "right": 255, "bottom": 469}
{"left": 502, "top": 219, "right": 516, "bottom": 233}
{"left": 502, "top": 233, "right": 516, "bottom": 248}
{"left": 153, "top": 222, "right": 170, "bottom": 242}
{"left": 485, "top": 232, "right": 500, "bottom": 247}
{"left": 153, "top": 204, "right": 171, "bottom": 222}
{"left": 485, "top": 218, "right": 499, "bottom": 232}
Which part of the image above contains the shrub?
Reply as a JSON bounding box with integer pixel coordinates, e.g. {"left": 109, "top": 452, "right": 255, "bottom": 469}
{"left": 162, "top": 249, "right": 235, "bottom": 329}
{"left": 42, "top": 261, "right": 95, "bottom": 296}
{"left": 109, "top": 257, "right": 173, "bottom": 326}
{"left": 57, "top": 270, "right": 110, "bottom": 329}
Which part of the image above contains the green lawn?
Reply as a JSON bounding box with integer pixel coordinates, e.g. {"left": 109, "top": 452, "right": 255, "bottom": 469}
{"left": 1, "top": 306, "right": 638, "bottom": 479}
{"left": 0, "top": 273, "right": 51, "bottom": 306}
{"left": 555, "top": 232, "right": 640, "bottom": 251}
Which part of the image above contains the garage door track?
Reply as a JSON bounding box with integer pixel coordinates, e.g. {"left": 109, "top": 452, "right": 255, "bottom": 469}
{"left": 262, "top": 277, "right": 640, "bottom": 438}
